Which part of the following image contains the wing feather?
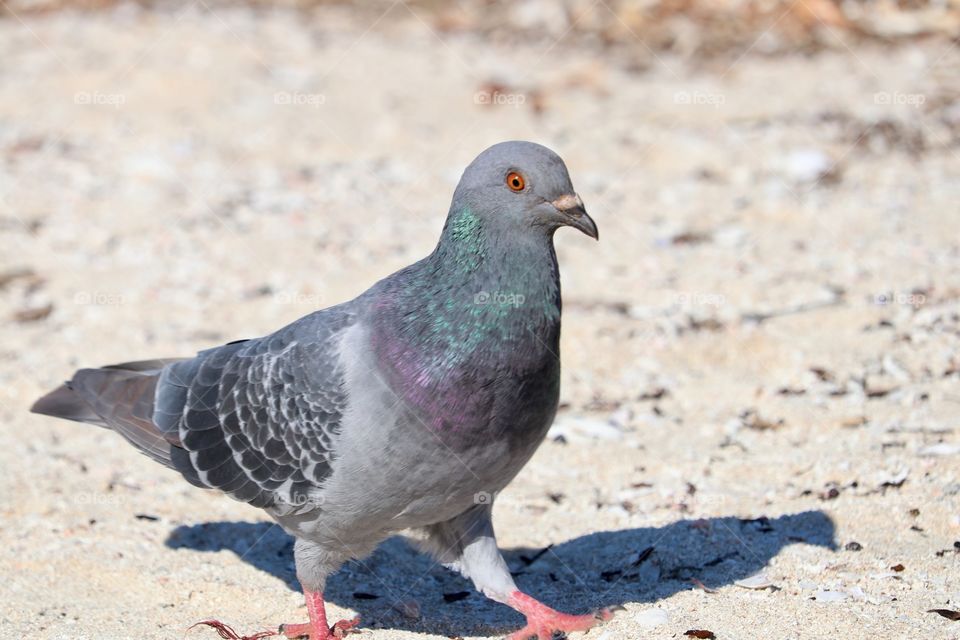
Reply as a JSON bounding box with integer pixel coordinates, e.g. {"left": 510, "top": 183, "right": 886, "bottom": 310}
{"left": 157, "top": 308, "right": 356, "bottom": 512}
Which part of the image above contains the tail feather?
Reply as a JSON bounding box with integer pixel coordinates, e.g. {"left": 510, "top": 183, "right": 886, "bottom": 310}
{"left": 31, "top": 359, "right": 185, "bottom": 467}
{"left": 31, "top": 382, "right": 107, "bottom": 427}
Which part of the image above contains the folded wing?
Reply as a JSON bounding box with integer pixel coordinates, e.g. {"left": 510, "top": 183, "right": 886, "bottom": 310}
{"left": 32, "top": 308, "right": 357, "bottom": 513}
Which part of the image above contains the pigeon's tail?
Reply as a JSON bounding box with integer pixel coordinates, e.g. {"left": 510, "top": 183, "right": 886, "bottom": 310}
{"left": 31, "top": 360, "right": 184, "bottom": 468}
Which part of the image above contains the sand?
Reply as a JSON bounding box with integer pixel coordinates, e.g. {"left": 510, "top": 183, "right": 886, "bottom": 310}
{"left": 1, "top": 4, "right": 959, "bottom": 639}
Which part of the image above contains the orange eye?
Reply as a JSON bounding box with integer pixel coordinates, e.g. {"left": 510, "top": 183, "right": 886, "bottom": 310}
{"left": 506, "top": 172, "right": 525, "bottom": 191}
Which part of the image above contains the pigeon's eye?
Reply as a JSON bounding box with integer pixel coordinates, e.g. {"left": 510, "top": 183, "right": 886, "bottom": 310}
{"left": 506, "top": 172, "right": 525, "bottom": 192}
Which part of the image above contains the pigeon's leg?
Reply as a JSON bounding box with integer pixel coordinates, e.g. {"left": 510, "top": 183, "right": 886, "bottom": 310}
{"left": 278, "top": 590, "right": 359, "bottom": 640}
{"left": 278, "top": 539, "right": 360, "bottom": 640}
{"left": 421, "top": 504, "right": 616, "bottom": 640}
{"left": 189, "top": 590, "right": 358, "bottom": 640}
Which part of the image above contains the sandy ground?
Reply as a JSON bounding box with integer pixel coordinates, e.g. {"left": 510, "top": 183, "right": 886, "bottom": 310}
{"left": 2, "top": 4, "right": 960, "bottom": 640}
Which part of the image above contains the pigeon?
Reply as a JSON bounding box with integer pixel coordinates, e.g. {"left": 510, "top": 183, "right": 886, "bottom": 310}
{"left": 31, "top": 140, "right": 611, "bottom": 640}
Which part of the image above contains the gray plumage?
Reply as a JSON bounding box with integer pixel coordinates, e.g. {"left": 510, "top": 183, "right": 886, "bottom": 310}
{"left": 32, "top": 141, "right": 602, "bottom": 635}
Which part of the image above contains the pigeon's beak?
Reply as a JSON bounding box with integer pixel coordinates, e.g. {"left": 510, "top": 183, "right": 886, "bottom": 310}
{"left": 551, "top": 193, "right": 598, "bottom": 240}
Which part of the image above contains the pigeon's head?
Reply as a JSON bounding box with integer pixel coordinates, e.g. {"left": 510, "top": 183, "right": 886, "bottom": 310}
{"left": 450, "top": 141, "right": 598, "bottom": 240}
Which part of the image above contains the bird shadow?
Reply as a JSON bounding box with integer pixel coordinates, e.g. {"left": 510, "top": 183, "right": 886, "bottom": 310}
{"left": 166, "top": 510, "right": 835, "bottom": 637}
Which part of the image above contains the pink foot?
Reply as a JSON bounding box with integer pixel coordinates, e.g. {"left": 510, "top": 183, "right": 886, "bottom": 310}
{"left": 505, "top": 591, "right": 617, "bottom": 640}
{"left": 279, "top": 616, "right": 360, "bottom": 640}
{"left": 189, "top": 590, "right": 359, "bottom": 640}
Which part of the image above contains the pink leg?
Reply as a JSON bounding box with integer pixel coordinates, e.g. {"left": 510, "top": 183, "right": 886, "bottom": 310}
{"left": 505, "top": 591, "right": 616, "bottom": 640}
{"left": 190, "top": 590, "right": 359, "bottom": 640}
{"left": 280, "top": 590, "right": 360, "bottom": 640}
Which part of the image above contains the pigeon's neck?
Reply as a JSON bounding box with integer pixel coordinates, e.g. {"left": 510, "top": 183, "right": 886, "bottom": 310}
{"left": 375, "top": 206, "right": 561, "bottom": 372}
{"left": 434, "top": 206, "right": 489, "bottom": 275}
{"left": 367, "top": 207, "right": 562, "bottom": 438}
{"left": 429, "top": 207, "right": 561, "bottom": 331}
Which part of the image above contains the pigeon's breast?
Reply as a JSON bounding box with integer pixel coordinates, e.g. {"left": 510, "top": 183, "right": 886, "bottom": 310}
{"left": 307, "top": 321, "right": 559, "bottom": 535}
{"left": 368, "top": 312, "right": 561, "bottom": 449}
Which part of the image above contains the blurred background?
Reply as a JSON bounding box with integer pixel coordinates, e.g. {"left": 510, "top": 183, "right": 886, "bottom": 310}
{"left": 2, "top": 1, "right": 959, "bottom": 639}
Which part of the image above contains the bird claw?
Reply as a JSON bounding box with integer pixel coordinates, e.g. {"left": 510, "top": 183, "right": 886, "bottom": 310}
{"left": 187, "top": 615, "right": 360, "bottom": 640}
{"left": 503, "top": 600, "right": 620, "bottom": 640}
{"left": 278, "top": 615, "right": 361, "bottom": 640}
{"left": 504, "top": 607, "right": 617, "bottom": 640}
{"left": 595, "top": 605, "right": 622, "bottom": 620}
{"left": 332, "top": 616, "right": 362, "bottom": 638}
{"left": 188, "top": 619, "right": 278, "bottom": 640}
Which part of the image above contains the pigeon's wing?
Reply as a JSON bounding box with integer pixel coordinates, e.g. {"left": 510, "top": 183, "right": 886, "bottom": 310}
{"left": 154, "top": 307, "right": 358, "bottom": 512}
{"left": 31, "top": 305, "right": 359, "bottom": 512}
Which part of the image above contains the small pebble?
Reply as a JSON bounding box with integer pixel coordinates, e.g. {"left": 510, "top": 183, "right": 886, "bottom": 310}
{"left": 390, "top": 598, "right": 420, "bottom": 621}
{"left": 918, "top": 443, "right": 960, "bottom": 457}
{"left": 734, "top": 573, "right": 774, "bottom": 589}
{"left": 814, "top": 590, "right": 848, "bottom": 603}
{"left": 634, "top": 608, "right": 671, "bottom": 629}
{"left": 547, "top": 416, "right": 623, "bottom": 442}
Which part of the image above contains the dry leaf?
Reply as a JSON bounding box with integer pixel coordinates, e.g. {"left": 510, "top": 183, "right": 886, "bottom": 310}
{"left": 928, "top": 609, "right": 960, "bottom": 621}
{"left": 0, "top": 267, "right": 36, "bottom": 289}
{"left": 740, "top": 409, "right": 785, "bottom": 431}
{"left": 690, "top": 578, "right": 717, "bottom": 594}
{"left": 13, "top": 303, "right": 53, "bottom": 323}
